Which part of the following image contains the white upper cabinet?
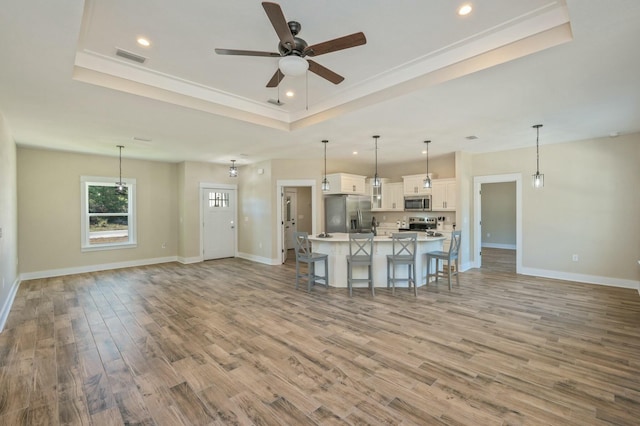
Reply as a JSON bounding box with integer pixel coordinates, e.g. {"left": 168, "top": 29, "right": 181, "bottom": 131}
{"left": 382, "top": 182, "right": 404, "bottom": 211}
{"left": 403, "top": 174, "right": 432, "bottom": 196}
{"left": 325, "top": 173, "right": 367, "bottom": 195}
{"left": 432, "top": 178, "right": 457, "bottom": 211}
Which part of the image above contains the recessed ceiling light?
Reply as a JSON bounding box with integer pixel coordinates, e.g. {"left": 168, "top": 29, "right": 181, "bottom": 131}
{"left": 421, "top": 150, "right": 427, "bottom": 155}
{"left": 137, "top": 37, "right": 151, "bottom": 47}
{"left": 285, "top": 91, "right": 295, "bottom": 97}
{"left": 353, "top": 151, "right": 358, "bottom": 155}
{"left": 458, "top": 4, "right": 472, "bottom": 16}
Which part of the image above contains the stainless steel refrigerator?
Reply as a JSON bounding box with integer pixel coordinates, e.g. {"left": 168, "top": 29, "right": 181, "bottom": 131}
{"left": 324, "top": 194, "right": 373, "bottom": 234}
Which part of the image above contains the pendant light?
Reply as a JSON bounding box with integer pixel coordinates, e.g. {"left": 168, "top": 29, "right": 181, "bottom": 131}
{"left": 229, "top": 159, "right": 238, "bottom": 177}
{"left": 532, "top": 124, "right": 544, "bottom": 188}
{"left": 321, "top": 140, "right": 330, "bottom": 192}
{"left": 372, "top": 135, "right": 381, "bottom": 188}
{"left": 115, "top": 145, "right": 126, "bottom": 194}
{"left": 423, "top": 140, "right": 432, "bottom": 189}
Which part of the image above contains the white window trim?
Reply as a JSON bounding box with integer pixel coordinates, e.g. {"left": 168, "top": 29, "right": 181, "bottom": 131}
{"left": 81, "top": 176, "right": 137, "bottom": 252}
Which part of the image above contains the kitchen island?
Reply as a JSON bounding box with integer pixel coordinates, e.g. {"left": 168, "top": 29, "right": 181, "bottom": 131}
{"left": 308, "top": 233, "right": 446, "bottom": 289}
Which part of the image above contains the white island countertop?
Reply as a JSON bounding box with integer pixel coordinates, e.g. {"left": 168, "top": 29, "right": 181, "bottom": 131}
{"left": 308, "top": 233, "right": 446, "bottom": 289}
{"left": 309, "top": 233, "right": 446, "bottom": 243}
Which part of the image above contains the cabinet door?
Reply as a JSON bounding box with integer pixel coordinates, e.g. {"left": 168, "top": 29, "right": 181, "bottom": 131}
{"left": 343, "top": 175, "right": 365, "bottom": 194}
{"left": 444, "top": 180, "right": 456, "bottom": 210}
{"left": 403, "top": 175, "right": 431, "bottom": 195}
{"left": 325, "top": 173, "right": 366, "bottom": 195}
{"left": 387, "top": 182, "right": 404, "bottom": 211}
{"left": 432, "top": 179, "right": 456, "bottom": 211}
{"left": 370, "top": 178, "right": 387, "bottom": 210}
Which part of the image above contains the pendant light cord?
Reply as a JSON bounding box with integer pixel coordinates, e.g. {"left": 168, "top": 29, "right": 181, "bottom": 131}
{"left": 533, "top": 124, "right": 543, "bottom": 174}
{"left": 117, "top": 145, "right": 124, "bottom": 183}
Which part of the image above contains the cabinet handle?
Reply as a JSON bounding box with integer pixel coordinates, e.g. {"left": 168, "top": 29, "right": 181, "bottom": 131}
{"left": 353, "top": 185, "right": 356, "bottom": 192}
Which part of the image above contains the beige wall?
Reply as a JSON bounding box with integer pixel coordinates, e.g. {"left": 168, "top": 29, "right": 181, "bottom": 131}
{"left": 17, "top": 148, "right": 179, "bottom": 274}
{"left": 11, "top": 131, "right": 640, "bottom": 287}
{"left": 470, "top": 132, "right": 640, "bottom": 282}
{"left": 481, "top": 182, "right": 516, "bottom": 246}
{"left": 0, "top": 113, "right": 18, "bottom": 328}
{"left": 237, "top": 160, "right": 272, "bottom": 261}
{"left": 177, "top": 161, "right": 240, "bottom": 261}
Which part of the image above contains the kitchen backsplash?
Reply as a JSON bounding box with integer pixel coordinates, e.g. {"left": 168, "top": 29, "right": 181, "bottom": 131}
{"left": 372, "top": 211, "right": 456, "bottom": 228}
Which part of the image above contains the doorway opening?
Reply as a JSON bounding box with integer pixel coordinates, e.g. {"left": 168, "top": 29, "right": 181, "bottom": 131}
{"left": 276, "top": 180, "right": 317, "bottom": 264}
{"left": 473, "top": 174, "right": 522, "bottom": 273}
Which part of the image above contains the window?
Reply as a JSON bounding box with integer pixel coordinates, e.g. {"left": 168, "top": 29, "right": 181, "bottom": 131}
{"left": 81, "top": 176, "right": 136, "bottom": 251}
{"left": 208, "top": 191, "right": 229, "bottom": 208}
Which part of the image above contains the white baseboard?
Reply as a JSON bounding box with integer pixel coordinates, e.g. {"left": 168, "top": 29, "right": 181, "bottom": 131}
{"left": 482, "top": 243, "right": 516, "bottom": 250}
{"left": 0, "top": 277, "right": 22, "bottom": 332}
{"left": 20, "top": 256, "right": 179, "bottom": 281}
{"left": 237, "top": 252, "right": 281, "bottom": 265}
{"left": 520, "top": 266, "right": 640, "bottom": 290}
{"left": 177, "top": 256, "right": 203, "bottom": 264}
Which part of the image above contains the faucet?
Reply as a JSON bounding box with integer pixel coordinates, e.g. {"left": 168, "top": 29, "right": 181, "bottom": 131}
{"left": 371, "top": 217, "right": 378, "bottom": 236}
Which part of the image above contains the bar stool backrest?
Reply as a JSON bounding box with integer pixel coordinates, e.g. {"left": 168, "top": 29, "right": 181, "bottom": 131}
{"left": 391, "top": 233, "right": 417, "bottom": 259}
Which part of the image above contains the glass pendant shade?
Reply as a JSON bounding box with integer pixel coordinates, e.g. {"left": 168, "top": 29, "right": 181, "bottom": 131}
{"left": 532, "top": 171, "right": 544, "bottom": 188}
{"left": 229, "top": 160, "right": 238, "bottom": 177}
{"left": 532, "top": 124, "right": 544, "bottom": 189}
{"left": 423, "top": 176, "right": 432, "bottom": 189}
{"left": 322, "top": 140, "right": 330, "bottom": 192}
{"left": 321, "top": 178, "right": 330, "bottom": 191}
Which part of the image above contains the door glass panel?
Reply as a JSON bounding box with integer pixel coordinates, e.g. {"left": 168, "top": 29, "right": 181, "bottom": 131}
{"left": 286, "top": 196, "right": 292, "bottom": 221}
{"left": 209, "top": 192, "right": 229, "bottom": 208}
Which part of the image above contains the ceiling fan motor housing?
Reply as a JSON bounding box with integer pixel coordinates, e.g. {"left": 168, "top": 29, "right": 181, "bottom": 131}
{"left": 279, "top": 37, "right": 308, "bottom": 56}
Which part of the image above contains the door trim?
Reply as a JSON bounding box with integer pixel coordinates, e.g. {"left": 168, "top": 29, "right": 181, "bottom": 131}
{"left": 200, "top": 183, "right": 238, "bottom": 261}
{"left": 473, "top": 174, "right": 522, "bottom": 273}
{"left": 276, "top": 180, "right": 317, "bottom": 264}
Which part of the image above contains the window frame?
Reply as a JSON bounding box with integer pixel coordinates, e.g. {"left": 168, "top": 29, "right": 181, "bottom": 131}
{"left": 81, "top": 176, "right": 137, "bottom": 251}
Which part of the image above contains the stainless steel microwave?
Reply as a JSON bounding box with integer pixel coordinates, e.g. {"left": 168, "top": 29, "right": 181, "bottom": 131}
{"left": 404, "top": 195, "right": 432, "bottom": 212}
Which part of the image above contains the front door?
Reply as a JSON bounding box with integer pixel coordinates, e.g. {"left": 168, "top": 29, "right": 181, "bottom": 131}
{"left": 203, "top": 187, "right": 236, "bottom": 260}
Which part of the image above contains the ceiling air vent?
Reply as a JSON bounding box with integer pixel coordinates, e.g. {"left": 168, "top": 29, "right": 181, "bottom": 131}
{"left": 115, "top": 48, "right": 147, "bottom": 64}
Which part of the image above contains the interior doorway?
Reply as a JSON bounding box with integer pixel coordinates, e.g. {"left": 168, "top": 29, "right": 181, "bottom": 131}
{"left": 277, "top": 180, "right": 317, "bottom": 264}
{"left": 473, "top": 174, "right": 522, "bottom": 273}
{"left": 283, "top": 188, "right": 298, "bottom": 252}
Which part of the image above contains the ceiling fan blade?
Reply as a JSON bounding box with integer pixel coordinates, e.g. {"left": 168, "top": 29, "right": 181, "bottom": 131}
{"left": 262, "top": 2, "right": 295, "bottom": 48}
{"left": 307, "top": 60, "right": 344, "bottom": 85}
{"left": 304, "top": 32, "right": 366, "bottom": 57}
{"left": 215, "top": 48, "right": 280, "bottom": 57}
{"left": 266, "top": 69, "right": 285, "bottom": 87}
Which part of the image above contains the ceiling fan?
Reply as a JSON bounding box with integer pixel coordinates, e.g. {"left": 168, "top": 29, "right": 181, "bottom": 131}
{"left": 215, "top": 2, "right": 366, "bottom": 88}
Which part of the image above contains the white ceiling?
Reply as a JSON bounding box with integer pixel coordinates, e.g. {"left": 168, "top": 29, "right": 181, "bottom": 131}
{"left": 1, "top": 0, "right": 639, "bottom": 167}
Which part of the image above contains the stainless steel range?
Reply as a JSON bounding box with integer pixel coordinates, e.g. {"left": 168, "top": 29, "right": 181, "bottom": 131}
{"left": 407, "top": 216, "right": 437, "bottom": 231}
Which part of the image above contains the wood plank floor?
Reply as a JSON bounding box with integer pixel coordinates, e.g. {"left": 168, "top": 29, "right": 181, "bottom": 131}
{"left": 2, "top": 254, "right": 640, "bottom": 425}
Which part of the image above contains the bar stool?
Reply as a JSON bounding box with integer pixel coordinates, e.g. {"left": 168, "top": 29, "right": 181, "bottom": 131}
{"left": 293, "top": 232, "right": 328, "bottom": 292}
{"left": 346, "top": 233, "right": 375, "bottom": 297}
{"left": 386, "top": 233, "right": 418, "bottom": 296}
{"left": 426, "top": 230, "right": 461, "bottom": 291}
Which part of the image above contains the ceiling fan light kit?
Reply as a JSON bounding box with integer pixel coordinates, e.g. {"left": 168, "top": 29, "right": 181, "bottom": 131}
{"left": 279, "top": 55, "right": 308, "bottom": 77}
{"left": 215, "top": 2, "right": 366, "bottom": 87}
